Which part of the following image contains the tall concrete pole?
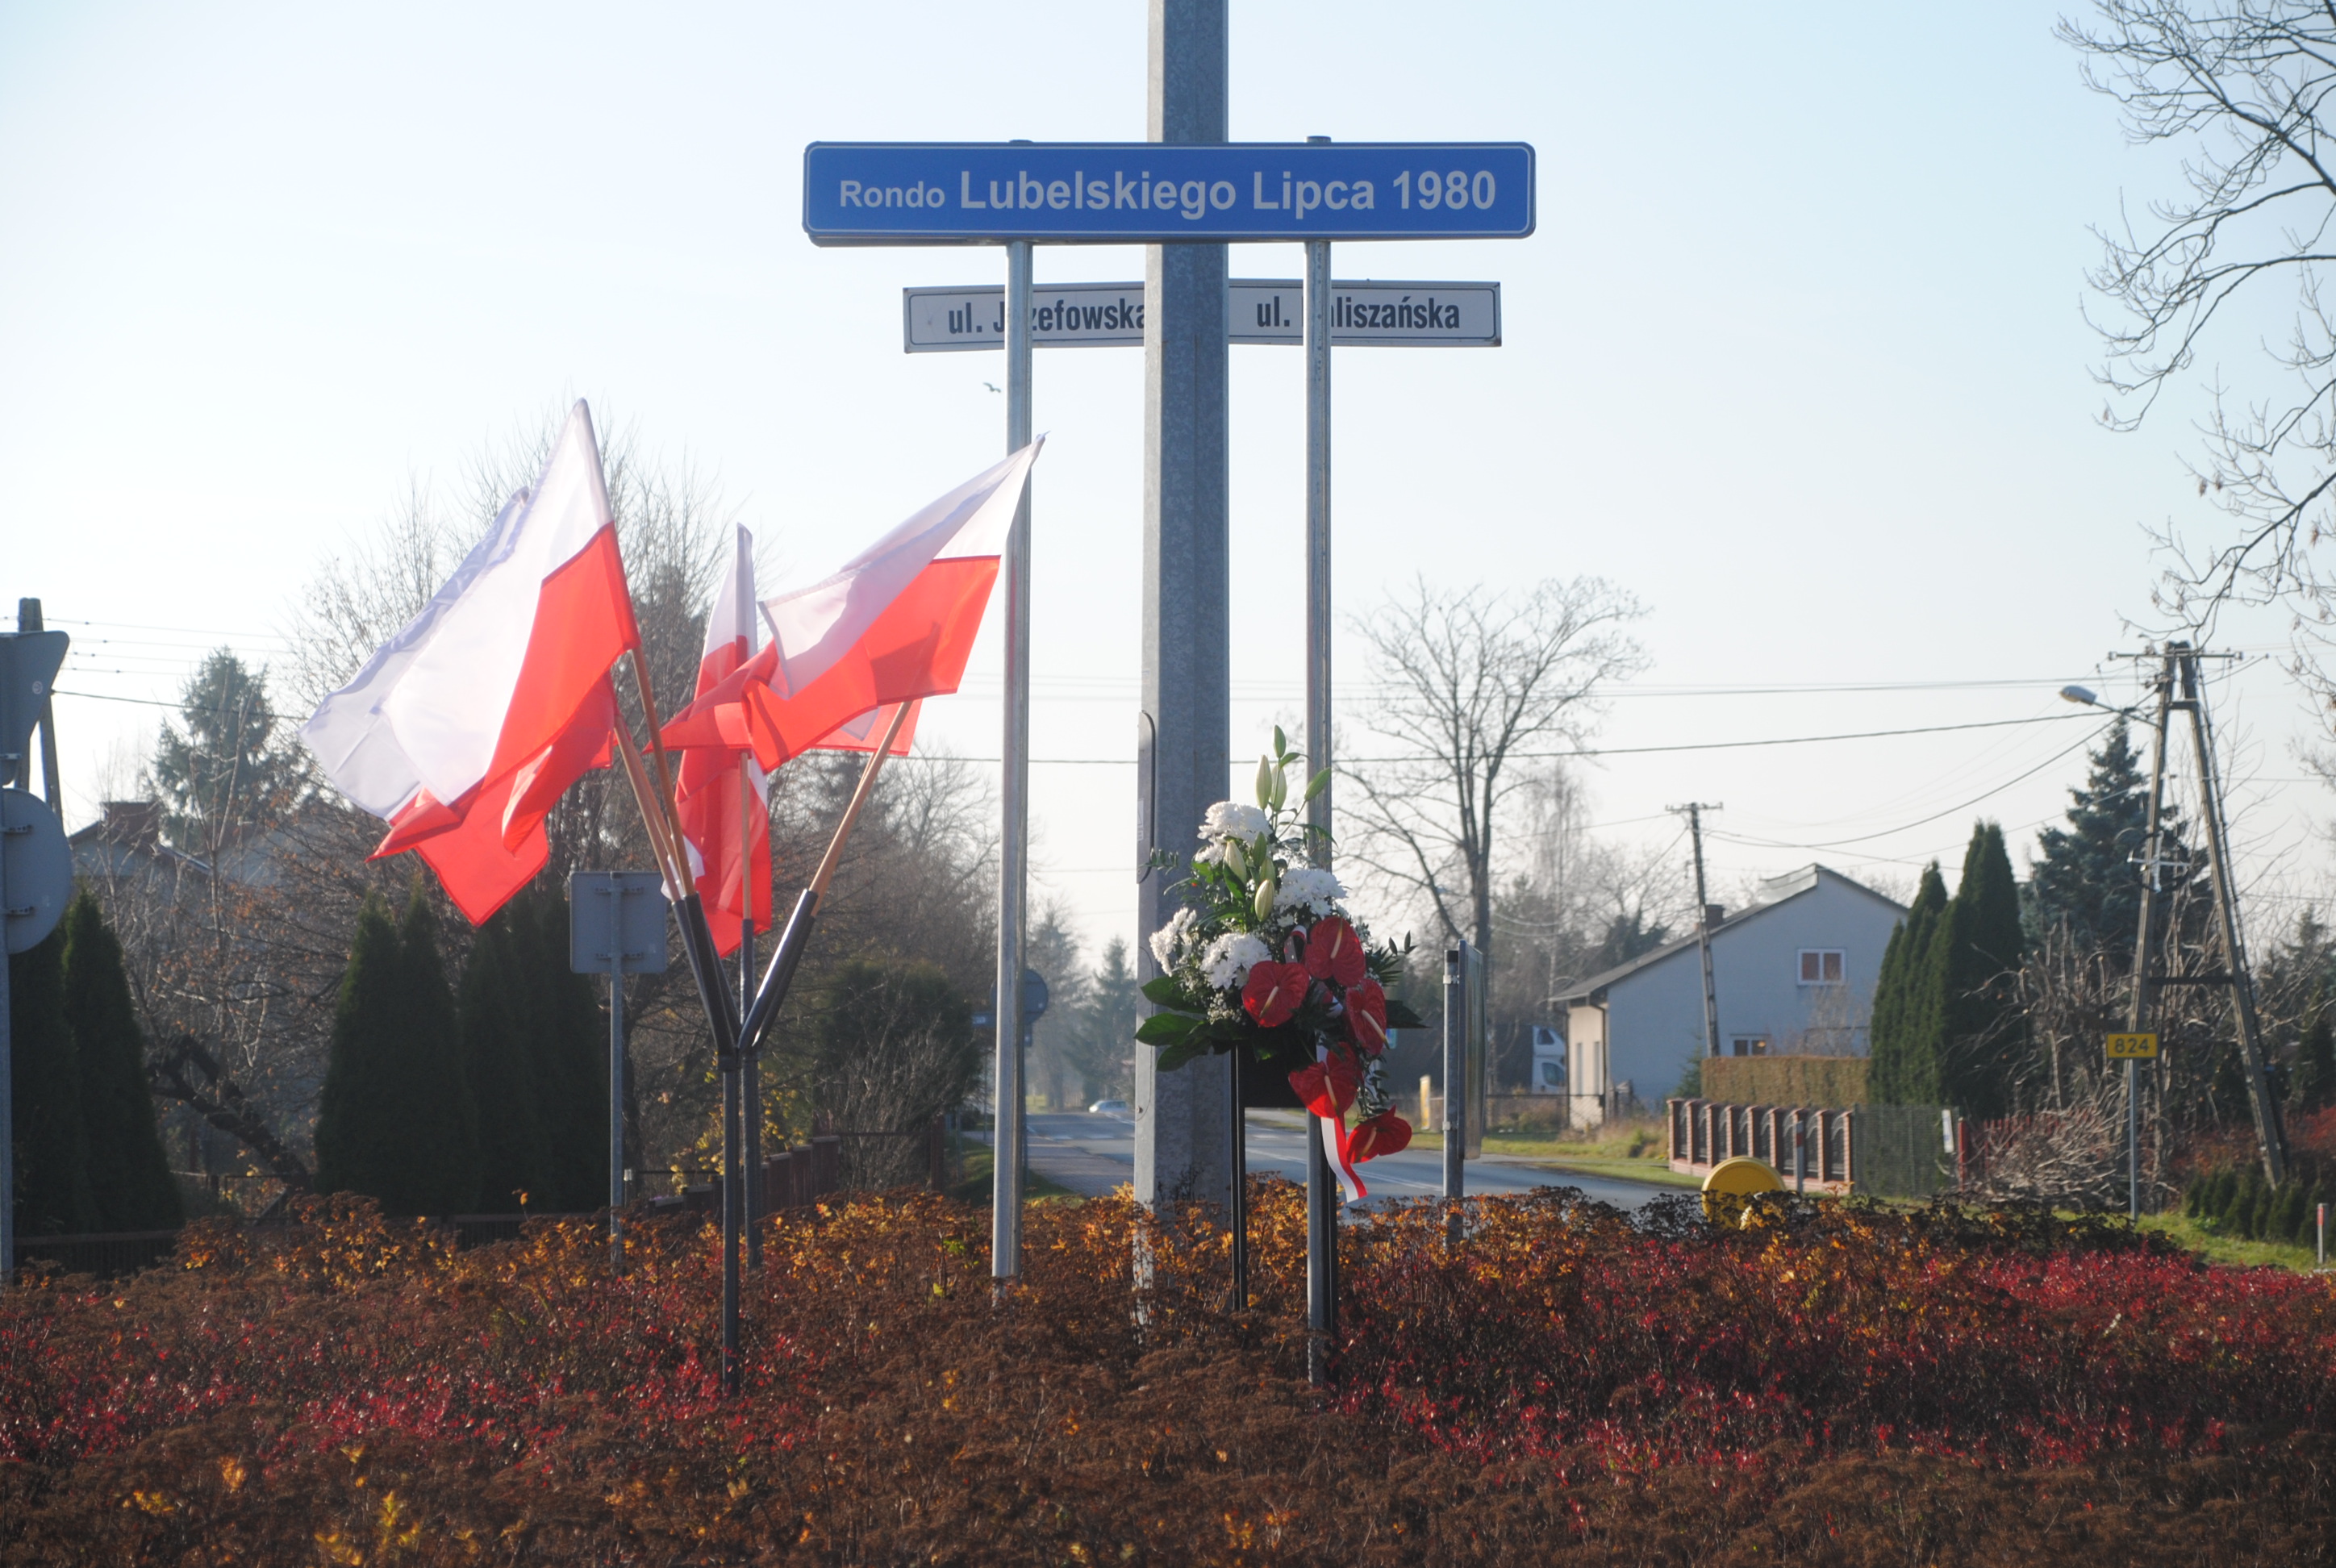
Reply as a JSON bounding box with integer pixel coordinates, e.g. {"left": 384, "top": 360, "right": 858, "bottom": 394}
{"left": 2125, "top": 655, "right": 2173, "bottom": 1220}
{"left": 1135, "top": 0, "right": 1232, "bottom": 1212}
{"left": 2177, "top": 648, "right": 2288, "bottom": 1187}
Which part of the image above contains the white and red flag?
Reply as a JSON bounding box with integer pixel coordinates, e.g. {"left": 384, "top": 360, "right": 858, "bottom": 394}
{"left": 660, "top": 440, "right": 1040, "bottom": 770}
{"left": 674, "top": 525, "right": 772, "bottom": 957}
{"left": 302, "top": 402, "right": 639, "bottom": 924}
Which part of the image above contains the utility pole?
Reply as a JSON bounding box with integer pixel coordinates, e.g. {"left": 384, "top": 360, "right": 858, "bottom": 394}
{"left": 2174, "top": 644, "right": 2287, "bottom": 1186}
{"left": 2122, "top": 657, "right": 2174, "bottom": 1221}
{"left": 1671, "top": 803, "right": 1724, "bottom": 1067}
{"left": 2113, "top": 644, "right": 2288, "bottom": 1191}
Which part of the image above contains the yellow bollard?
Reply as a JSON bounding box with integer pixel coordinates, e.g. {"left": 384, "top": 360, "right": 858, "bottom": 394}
{"left": 1701, "top": 1156, "right": 1783, "bottom": 1228}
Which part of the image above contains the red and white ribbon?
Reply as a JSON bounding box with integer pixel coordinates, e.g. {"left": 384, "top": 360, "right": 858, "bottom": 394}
{"left": 1314, "top": 1042, "right": 1367, "bottom": 1204}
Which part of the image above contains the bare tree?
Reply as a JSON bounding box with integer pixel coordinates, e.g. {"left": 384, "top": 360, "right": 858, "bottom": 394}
{"left": 1341, "top": 576, "right": 1649, "bottom": 990}
{"left": 1479, "top": 763, "right": 1694, "bottom": 1081}
{"left": 2065, "top": 3, "right": 2336, "bottom": 689}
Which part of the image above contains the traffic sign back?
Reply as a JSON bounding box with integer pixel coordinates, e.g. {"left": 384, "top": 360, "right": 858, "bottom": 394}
{"left": 569, "top": 872, "right": 671, "bottom": 975}
{"left": 1, "top": 786, "right": 73, "bottom": 954}
{"left": 0, "top": 632, "right": 66, "bottom": 790}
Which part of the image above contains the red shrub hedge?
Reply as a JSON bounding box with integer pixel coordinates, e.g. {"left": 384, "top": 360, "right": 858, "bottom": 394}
{"left": 2, "top": 1184, "right": 2332, "bottom": 1564}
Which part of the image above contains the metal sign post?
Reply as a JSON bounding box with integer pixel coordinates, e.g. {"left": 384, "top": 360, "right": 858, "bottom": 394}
{"left": 2106, "top": 1032, "right": 2159, "bottom": 1220}
{"left": 1442, "top": 940, "right": 1488, "bottom": 1199}
{"left": 1301, "top": 158, "right": 1338, "bottom": 1369}
{"left": 569, "top": 872, "right": 670, "bottom": 1264}
{"left": 993, "top": 239, "right": 1036, "bottom": 1284}
{"left": 2, "top": 623, "right": 72, "bottom": 1285}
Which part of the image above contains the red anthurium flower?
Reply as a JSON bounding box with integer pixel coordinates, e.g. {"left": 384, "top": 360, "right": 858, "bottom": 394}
{"left": 1345, "top": 1110, "right": 1412, "bottom": 1162}
{"left": 1345, "top": 978, "right": 1389, "bottom": 1056}
{"left": 1287, "top": 1050, "right": 1359, "bottom": 1119}
{"left": 1302, "top": 917, "right": 1367, "bottom": 986}
{"left": 1241, "top": 961, "right": 1310, "bottom": 1028}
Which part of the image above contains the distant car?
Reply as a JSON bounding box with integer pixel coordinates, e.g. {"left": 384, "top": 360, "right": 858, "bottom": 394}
{"left": 1088, "top": 1099, "right": 1130, "bottom": 1116}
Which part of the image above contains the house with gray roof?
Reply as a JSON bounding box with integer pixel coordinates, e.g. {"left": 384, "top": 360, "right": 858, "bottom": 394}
{"left": 1554, "top": 865, "right": 1905, "bottom": 1127}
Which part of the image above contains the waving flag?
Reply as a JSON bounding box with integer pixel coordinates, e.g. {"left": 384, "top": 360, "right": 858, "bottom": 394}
{"left": 302, "top": 402, "right": 639, "bottom": 924}
{"left": 675, "top": 526, "right": 772, "bottom": 956}
{"left": 660, "top": 440, "right": 1040, "bottom": 769}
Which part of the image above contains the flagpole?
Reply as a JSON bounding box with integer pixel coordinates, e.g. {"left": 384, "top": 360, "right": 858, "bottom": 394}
{"left": 626, "top": 651, "right": 696, "bottom": 899}
{"left": 610, "top": 715, "right": 686, "bottom": 896}
{"left": 736, "top": 701, "right": 912, "bottom": 1057}
{"left": 611, "top": 703, "right": 744, "bottom": 1397}
{"left": 740, "top": 757, "right": 763, "bottom": 1271}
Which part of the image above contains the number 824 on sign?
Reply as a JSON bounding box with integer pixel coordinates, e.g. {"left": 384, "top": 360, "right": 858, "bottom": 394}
{"left": 2105, "top": 1033, "right": 2159, "bottom": 1060}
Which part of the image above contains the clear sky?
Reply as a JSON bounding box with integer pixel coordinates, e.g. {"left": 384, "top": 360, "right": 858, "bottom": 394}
{"left": 3, "top": 2, "right": 2328, "bottom": 970}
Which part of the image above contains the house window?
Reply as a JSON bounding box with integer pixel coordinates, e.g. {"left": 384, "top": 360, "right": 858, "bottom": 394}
{"left": 1730, "top": 1036, "right": 1769, "bottom": 1057}
{"left": 1798, "top": 949, "right": 1844, "bottom": 985}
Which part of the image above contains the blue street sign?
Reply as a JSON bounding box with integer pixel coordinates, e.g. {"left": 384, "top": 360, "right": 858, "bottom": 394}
{"left": 803, "top": 142, "right": 1534, "bottom": 245}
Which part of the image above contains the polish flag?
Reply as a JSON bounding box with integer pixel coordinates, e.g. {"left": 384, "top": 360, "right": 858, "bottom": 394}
{"left": 302, "top": 402, "right": 640, "bottom": 924}
{"left": 660, "top": 440, "right": 1040, "bottom": 770}
{"left": 675, "top": 525, "right": 772, "bottom": 957}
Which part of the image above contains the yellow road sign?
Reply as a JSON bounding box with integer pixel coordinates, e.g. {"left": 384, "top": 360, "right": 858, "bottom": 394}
{"left": 2105, "top": 1032, "right": 2159, "bottom": 1060}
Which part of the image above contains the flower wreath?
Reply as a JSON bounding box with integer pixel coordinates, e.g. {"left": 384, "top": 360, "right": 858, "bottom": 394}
{"left": 1139, "top": 730, "right": 1423, "bottom": 1197}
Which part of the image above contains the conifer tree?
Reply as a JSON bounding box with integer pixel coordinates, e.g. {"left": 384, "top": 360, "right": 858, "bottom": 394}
{"left": 2293, "top": 983, "right": 2336, "bottom": 1114}
{"left": 315, "top": 895, "right": 404, "bottom": 1205}
{"left": 518, "top": 890, "right": 605, "bottom": 1211}
{"left": 2029, "top": 720, "right": 2159, "bottom": 960}
{"left": 148, "top": 650, "right": 298, "bottom": 854}
{"left": 315, "top": 889, "right": 479, "bottom": 1216}
{"left": 9, "top": 927, "right": 96, "bottom": 1236}
{"left": 1938, "top": 822, "right": 2027, "bottom": 1120}
{"left": 395, "top": 890, "right": 480, "bottom": 1215}
{"left": 60, "top": 893, "right": 179, "bottom": 1230}
{"left": 1868, "top": 863, "right": 1946, "bottom": 1104}
{"left": 457, "top": 914, "right": 550, "bottom": 1213}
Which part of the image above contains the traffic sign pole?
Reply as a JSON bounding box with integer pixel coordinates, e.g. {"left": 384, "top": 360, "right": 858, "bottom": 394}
{"left": 2, "top": 790, "right": 12, "bottom": 1282}
{"left": 1303, "top": 210, "right": 1336, "bottom": 1374}
{"left": 2104, "top": 1033, "right": 2159, "bottom": 1217}
{"left": 993, "top": 237, "right": 1034, "bottom": 1284}
{"left": 570, "top": 872, "right": 671, "bottom": 1266}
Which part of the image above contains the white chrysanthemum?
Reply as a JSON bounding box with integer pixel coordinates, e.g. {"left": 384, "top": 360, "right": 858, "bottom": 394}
{"left": 1202, "top": 932, "right": 1272, "bottom": 991}
{"left": 1199, "top": 801, "right": 1271, "bottom": 844}
{"left": 1273, "top": 866, "right": 1347, "bottom": 918}
{"left": 1149, "top": 906, "right": 1200, "bottom": 971}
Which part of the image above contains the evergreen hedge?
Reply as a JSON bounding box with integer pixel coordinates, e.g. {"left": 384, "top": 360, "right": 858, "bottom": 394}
{"left": 59, "top": 894, "right": 177, "bottom": 1231}
{"left": 315, "top": 890, "right": 479, "bottom": 1216}
{"left": 7, "top": 927, "right": 94, "bottom": 1236}
{"left": 456, "top": 914, "right": 549, "bottom": 1213}
{"left": 1699, "top": 1054, "right": 1868, "bottom": 1107}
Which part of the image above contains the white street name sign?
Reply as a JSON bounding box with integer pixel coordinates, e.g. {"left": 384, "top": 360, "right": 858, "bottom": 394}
{"left": 903, "top": 279, "right": 1500, "bottom": 352}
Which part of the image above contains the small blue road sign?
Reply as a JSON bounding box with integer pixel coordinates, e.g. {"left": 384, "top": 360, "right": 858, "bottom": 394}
{"left": 569, "top": 871, "right": 671, "bottom": 976}
{"left": 804, "top": 142, "right": 1534, "bottom": 245}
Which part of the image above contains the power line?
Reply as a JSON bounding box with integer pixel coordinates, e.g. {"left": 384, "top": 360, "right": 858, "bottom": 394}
{"left": 1706, "top": 721, "right": 2113, "bottom": 853}
{"left": 49, "top": 690, "right": 2100, "bottom": 764}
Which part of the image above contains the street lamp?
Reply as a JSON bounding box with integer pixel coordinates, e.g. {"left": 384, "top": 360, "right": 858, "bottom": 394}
{"left": 2061, "top": 684, "right": 2142, "bottom": 719}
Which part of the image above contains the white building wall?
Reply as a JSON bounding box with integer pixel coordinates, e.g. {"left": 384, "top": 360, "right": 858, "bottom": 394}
{"left": 1596, "top": 875, "right": 1904, "bottom": 1113}
{"left": 1565, "top": 1002, "right": 1608, "bottom": 1128}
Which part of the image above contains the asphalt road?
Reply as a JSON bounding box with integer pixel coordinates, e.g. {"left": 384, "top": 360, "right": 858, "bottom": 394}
{"left": 1020, "top": 1109, "right": 1677, "bottom": 1211}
